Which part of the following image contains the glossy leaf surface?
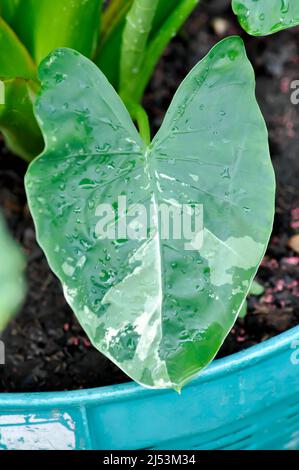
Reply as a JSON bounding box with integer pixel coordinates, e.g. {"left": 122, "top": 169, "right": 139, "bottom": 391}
{"left": 232, "top": 0, "right": 299, "bottom": 36}
{"left": 0, "top": 78, "right": 44, "bottom": 161}
{"left": 0, "top": 214, "right": 25, "bottom": 332}
{"left": 26, "top": 37, "right": 275, "bottom": 390}
{"left": 5, "top": 0, "right": 102, "bottom": 63}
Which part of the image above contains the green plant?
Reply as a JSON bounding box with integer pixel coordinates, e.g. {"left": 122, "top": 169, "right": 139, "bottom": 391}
{"left": 232, "top": 0, "right": 299, "bottom": 35}
{"left": 0, "top": 0, "right": 198, "bottom": 160}
{"left": 0, "top": 214, "right": 25, "bottom": 332}
{"left": 25, "top": 37, "right": 275, "bottom": 390}
{"left": 5, "top": 0, "right": 297, "bottom": 390}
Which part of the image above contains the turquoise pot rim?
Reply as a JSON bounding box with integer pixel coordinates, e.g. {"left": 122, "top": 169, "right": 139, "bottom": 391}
{"left": 1, "top": 325, "right": 298, "bottom": 408}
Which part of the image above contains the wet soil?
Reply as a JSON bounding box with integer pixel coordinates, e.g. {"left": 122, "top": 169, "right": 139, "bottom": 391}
{"left": 0, "top": 0, "right": 298, "bottom": 392}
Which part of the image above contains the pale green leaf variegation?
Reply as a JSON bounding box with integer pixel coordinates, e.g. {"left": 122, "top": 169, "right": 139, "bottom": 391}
{"left": 25, "top": 37, "right": 275, "bottom": 390}
{"left": 232, "top": 0, "right": 299, "bottom": 36}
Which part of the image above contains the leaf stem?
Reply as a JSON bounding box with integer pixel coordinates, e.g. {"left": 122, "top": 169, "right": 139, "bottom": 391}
{"left": 124, "top": 99, "right": 151, "bottom": 144}
{"left": 120, "top": 0, "right": 159, "bottom": 103}
{"left": 96, "top": 0, "right": 133, "bottom": 53}
{"left": 135, "top": 104, "right": 151, "bottom": 145}
{"left": 134, "top": 0, "right": 199, "bottom": 102}
{"left": 127, "top": 101, "right": 151, "bottom": 145}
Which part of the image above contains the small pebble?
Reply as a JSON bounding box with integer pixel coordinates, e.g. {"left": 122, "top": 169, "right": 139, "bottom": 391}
{"left": 288, "top": 234, "right": 299, "bottom": 254}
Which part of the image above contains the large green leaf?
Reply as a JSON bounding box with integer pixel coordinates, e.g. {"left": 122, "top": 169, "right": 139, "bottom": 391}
{"left": 232, "top": 0, "right": 299, "bottom": 36}
{"left": 0, "top": 214, "right": 25, "bottom": 332}
{"left": 5, "top": 0, "right": 102, "bottom": 64}
{"left": 0, "top": 17, "right": 36, "bottom": 79}
{"left": 25, "top": 37, "right": 275, "bottom": 390}
{"left": 0, "top": 78, "right": 44, "bottom": 161}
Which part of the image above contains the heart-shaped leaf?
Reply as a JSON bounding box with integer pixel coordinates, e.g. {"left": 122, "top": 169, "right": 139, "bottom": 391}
{"left": 25, "top": 37, "right": 275, "bottom": 390}
{"left": 232, "top": 0, "right": 299, "bottom": 36}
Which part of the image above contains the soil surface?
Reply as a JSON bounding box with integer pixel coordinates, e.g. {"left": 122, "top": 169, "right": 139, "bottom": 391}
{"left": 0, "top": 0, "right": 299, "bottom": 392}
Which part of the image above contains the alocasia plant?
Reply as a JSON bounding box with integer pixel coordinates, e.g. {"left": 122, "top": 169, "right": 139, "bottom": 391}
{"left": 0, "top": 214, "right": 25, "bottom": 332}
{"left": 25, "top": 36, "right": 275, "bottom": 390}
{"left": 233, "top": 0, "right": 299, "bottom": 35}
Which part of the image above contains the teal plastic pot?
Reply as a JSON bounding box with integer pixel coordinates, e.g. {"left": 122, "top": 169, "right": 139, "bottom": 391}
{"left": 0, "top": 326, "right": 298, "bottom": 450}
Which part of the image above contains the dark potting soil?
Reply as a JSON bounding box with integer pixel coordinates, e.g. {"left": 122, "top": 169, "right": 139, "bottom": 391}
{"left": 0, "top": 0, "right": 299, "bottom": 392}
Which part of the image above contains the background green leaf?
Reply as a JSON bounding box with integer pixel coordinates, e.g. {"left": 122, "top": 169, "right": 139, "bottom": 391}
{"left": 0, "top": 17, "right": 36, "bottom": 79}
{"left": 238, "top": 279, "right": 264, "bottom": 318}
{"left": 120, "top": 0, "right": 159, "bottom": 102}
{"left": 25, "top": 37, "right": 275, "bottom": 390}
{"left": 3, "top": 0, "right": 103, "bottom": 63}
{"left": 0, "top": 0, "right": 20, "bottom": 24}
{"left": 91, "top": 0, "right": 133, "bottom": 89}
{"left": 238, "top": 300, "right": 247, "bottom": 318}
{"left": 96, "top": 0, "right": 198, "bottom": 93}
{"left": 0, "top": 78, "right": 44, "bottom": 161}
{"left": 95, "top": 18, "right": 123, "bottom": 90}
{"left": 232, "top": 0, "right": 299, "bottom": 36}
{"left": 250, "top": 279, "right": 264, "bottom": 296}
{"left": 0, "top": 214, "right": 26, "bottom": 332}
{"left": 134, "top": 0, "right": 199, "bottom": 103}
